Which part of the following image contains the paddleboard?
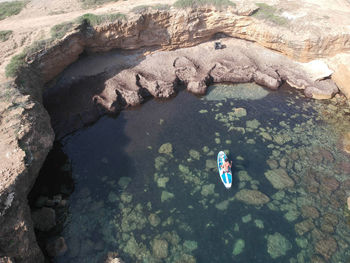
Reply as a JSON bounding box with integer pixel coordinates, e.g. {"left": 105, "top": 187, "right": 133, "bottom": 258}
{"left": 217, "top": 151, "right": 232, "bottom": 189}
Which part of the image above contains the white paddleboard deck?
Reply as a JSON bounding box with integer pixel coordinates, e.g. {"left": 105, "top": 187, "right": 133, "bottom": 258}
{"left": 217, "top": 151, "right": 232, "bottom": 189}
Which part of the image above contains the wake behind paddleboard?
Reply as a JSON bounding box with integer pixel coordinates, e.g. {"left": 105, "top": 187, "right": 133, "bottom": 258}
{"left": 217, "top": 151, "right": 232, "bottom": 189}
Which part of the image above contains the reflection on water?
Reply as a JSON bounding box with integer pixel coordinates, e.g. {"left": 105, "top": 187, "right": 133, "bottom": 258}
{"left": 36, "top": 83, "right": 350, "bottom": 263}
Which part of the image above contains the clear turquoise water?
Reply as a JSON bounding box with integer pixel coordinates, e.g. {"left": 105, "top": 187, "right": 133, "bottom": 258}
{"left": 36, "top": 83, "right": 350, "bottom": 263}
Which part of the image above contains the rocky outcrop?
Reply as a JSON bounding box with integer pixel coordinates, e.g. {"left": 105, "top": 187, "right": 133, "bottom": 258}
{"left": 27, "top": 8, "right": 350, "bottom": 95}
{"left": 46, "top": 38, "right": 339, "bottom": 138}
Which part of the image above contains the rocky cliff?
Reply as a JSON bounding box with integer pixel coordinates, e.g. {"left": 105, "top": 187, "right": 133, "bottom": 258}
{"left": 0, "top": 6, "right": 349, "bottom": 262}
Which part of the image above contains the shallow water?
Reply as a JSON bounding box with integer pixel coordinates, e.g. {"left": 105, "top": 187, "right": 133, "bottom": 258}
{"left": 36, "top": 83, "right": 350, "bottom": 263}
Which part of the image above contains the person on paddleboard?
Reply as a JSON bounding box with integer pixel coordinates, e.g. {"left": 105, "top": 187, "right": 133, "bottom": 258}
{"left": 221, "top": 158, "right": 232, "bottom": 173}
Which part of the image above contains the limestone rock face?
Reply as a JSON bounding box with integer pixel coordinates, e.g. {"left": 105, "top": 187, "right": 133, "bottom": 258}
{"left": 0, "top": 70, "right": 54, "bottom": 263}
{"left": 328, "top": 53, "right": 350, "bottom": 100}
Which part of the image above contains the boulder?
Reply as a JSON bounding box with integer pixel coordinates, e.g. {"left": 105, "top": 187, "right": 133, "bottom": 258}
{"left": 267, "top": 232, "right": 292, "bottom": 259}
{"left": 148, "top": 213, "right": 161, "bottom": 227}
{"left": 264, "top": 169, "right": 294, "bottom": 189}
{"left": 31, "top": 207, "right": 56, "bottom": 231}
{"left": 295, "top": 219, "right": 315, "bottom": 236}
{"left": 235, "top": 189, "right": 270, "bottom": 205}
{"left": 301, "top": 205, "right": 319, "bottom": 219}
{"left": 46, "top": 237, "right": 67, "bottom": 257}
{"left": 232, "top": 239, "right": 245, "bottom": 255}
{"left": 158, "top": 143, "right": 173, "bottom": 155}
{"left": 315, "top": 236, "right": 337, "bottom": 260}
{"left": 105, "top": 252, "right": 125, "bottom": 263}
{"left": 152, "top": 239, "right": 168, "bottom": 259}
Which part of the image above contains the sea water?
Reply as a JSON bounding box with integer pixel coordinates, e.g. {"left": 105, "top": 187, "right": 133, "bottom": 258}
{"left": 35, "top": 83, "right": 350, "bottom": 263}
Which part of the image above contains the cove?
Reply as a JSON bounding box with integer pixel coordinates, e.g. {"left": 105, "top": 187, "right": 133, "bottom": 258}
{"left": 31, "top": 83, "right": 350, "bottom": 263}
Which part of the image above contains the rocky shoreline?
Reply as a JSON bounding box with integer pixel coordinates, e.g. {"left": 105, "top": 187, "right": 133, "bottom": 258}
{"left": 0, "top": 6, "right": 350, "bottom": 263}
{"left": 46, "top": 38, "right": 339, "bottom": 139}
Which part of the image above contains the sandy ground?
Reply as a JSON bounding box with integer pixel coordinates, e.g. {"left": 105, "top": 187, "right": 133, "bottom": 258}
{"left": 0, "top": 0, "right": 350, "bottom": 84}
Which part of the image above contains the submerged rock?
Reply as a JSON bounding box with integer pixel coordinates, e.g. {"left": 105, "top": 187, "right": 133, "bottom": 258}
{"left": 232, "top": 107, "right": 247, "bottom": 118}
{"left": 267, "top": 232, "right": 292, "bottom": 259}
{"left": 31, "top": 207, "right": 56, "bottom": 231}
{"left": 246, "top": 119, "right": 260, "bottom": 130}
{"left": 189, "top": 149, "right": 201, "bottom": 160}
{"left": 254, "top": 219, "right": 264, "bottom": 229}
{"left": 121, "top": 192, "right": 133, "bottom": 203}
{"left": 295, "top": 237, "right": 308, "bottom": 249}
{"left": 201, "top": 184, "right": 215, "bottom": 196}
{"left": 178, "top": 164, "right": 190, "bottom": 174}
{"left": 105, "top": 252, "right": 125, "bottom": 263}
{"left": 202, "top": 146, "right": 210, "bottom": 153}
{"left": 235, "top": 189, "right": 270, "bottom": 205}
{"left": 46, "top": 237, "right": 67, "bottom": 257}
{"left": 148, "top": 213, "right": 161, "bottom": 227}
{"left": 215, "top": 200, "right": 230, "bottom": 210}
{"left": 315, "top": 236, "right": 337, "bottom": 260}
{"left": 261, "top": 132, "right": 273, "bottom": 141}
{"left": 237, "top": 170, "right": 252, "bottom": 181}
{"left": 152, "top": 239, "right": 168, "bottom": 259}
{"left": 158, "top": 143, "right": 173, "bottom": 156}
{"left": 108, "top": 192, "right": 119, "bottom": 203}
{"left": 118, "top": 177, "right": 132, "bottom": 189}
{"left": 301, "top": 205, "right": 320, "bottom": 219}
{"left": 264, "top": 169, "right": 295, "bottom": 189}
{"left": 205, "top": 159, "right": 217, "bottom": 170}
{"left": 295, "top": 219, "right": 315, "bottom": 236}
{"left": 155, "top": 156, "right": 167, "bottom": 170}
{"left": 157, "top": 177, "right": 169, "bottom": 188}
{"left": 161, "top": 191, "right": 174, "bottom": 202}
{"left": 232, "top": 239, "right": 245, "bottom": 256}
{"left": 242, "top": 214, "right": 252, "bottom": 223}
{"left": 183, "top": 240, "right": 198, "bottom": 252}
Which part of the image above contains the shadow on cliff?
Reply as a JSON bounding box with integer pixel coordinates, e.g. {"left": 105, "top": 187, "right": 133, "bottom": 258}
{"left": 28, "top": 111, "right": 135, "bottom": 262}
